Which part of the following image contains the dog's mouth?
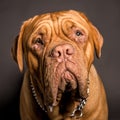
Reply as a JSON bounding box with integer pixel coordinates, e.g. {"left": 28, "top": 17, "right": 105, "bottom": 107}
{"left": 55, "top": 70, "right": 88, "bottom": 106}
{"left": 58, "top": 70, "right": 78, "bottom": 96}
{"left": 44, "top": 60, "right": 89, "bottom": 108}
{"left": 59, "top": 70, "right": 77, "bottom": 92}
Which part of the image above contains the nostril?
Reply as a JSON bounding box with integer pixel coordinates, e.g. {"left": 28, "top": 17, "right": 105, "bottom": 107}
{"left": 65, "top": 46, "right": 74, "bottom": 56}
{"left": 50, "top": 44, "right": 74, "bottom": 58}
{"left": 66, "top": 49, "right": 69, "bottom": 53}
{"left": 51, "top": 49, "right": 62, "bottom": 58}
{"left": 56, "top": 51, "right": 61, "bottom": 57}
{"left": 66, "top": 49, "right": 70, "bottom": 55}
{"left": 66, "top": 49, "right": 72, "bottom": 55}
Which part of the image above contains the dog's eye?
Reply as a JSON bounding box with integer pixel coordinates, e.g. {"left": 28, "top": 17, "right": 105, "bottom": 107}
{"left": 75, "top": 30, "right": 83, "bottom": 36}
{"left": 34, "top": 38, "right": 44, "bottom": 45}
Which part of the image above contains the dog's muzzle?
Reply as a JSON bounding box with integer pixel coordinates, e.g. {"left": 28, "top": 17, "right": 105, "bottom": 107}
{"left": 42, "top": 43, "right": 89, "bottom": 108}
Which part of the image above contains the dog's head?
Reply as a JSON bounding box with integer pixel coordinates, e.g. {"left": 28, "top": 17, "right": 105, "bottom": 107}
{"left": 11, "top": 10, "right": 103, "bottom": 108}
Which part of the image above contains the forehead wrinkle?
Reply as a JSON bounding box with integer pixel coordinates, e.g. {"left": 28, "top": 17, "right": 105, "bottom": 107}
{"left": 50, "top": 13, "right": 60, "bottom": 35}
{"left": 31, "top": 14, "right": 52, "bottom": 32}
{"left": 50, "top": 11, "right": 90, "bottom": 37}
{"left": 27, "top": 16, "right": 54, "bottom": 41}
{"left": 33, "top": 20, "right": 52, "bottom": 34}
{"left": 23, "top": 14, "right": 51, "bottom": 38}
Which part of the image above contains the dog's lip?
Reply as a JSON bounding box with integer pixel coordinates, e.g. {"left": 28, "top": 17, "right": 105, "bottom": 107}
{"left": 59, "top": 70, "right": 77, "bottom": 91}
{"left": 52, "top": 70, "right": 80, "bottom": 106}
{"left": 52, "top": 89, "right": 63, "bottom": 106}
{"left": 63, "top": 70, "right": 77, "bottom": 90}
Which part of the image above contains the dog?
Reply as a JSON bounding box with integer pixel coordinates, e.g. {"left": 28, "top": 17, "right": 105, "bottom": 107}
{"left": 11, "top": 10, "right": 108, "bottom": 120}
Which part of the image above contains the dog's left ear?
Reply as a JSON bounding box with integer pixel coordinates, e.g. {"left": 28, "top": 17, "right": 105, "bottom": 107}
{"left": 91, "top": 25, "right": 103, "bottom": 58}
{"left": 77, "top": 11, "right": 103, "bottom": 58}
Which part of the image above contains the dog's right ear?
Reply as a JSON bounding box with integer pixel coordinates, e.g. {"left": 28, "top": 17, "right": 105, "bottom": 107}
{"left": 11, "top": 16, "right": 38, "bottom": 72}
{"left": 11, "top": 34, "right": 24, "bottom": 72}
{"left": 11, "top": 21, "right": 28, "bottom": 72}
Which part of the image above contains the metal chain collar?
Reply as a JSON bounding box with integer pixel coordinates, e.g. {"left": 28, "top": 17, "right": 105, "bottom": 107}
{"left": 69, "top": 98, "right": 87, "bottom": 118}
{"left": 30, "top": 77, "right": 89, "bottom": 118}
{"left": 69, "top": 79, "right": 90, "bottom": 118}
{"left": 30, "top": 78, "right": 47, "bottom": 112}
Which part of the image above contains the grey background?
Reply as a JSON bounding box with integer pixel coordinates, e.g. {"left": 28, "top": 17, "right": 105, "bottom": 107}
{"left": 0, "top": 0, "right": 120, "bottom": 119}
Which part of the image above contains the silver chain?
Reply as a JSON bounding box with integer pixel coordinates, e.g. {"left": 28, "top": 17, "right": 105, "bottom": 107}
{"left": 30, "top": 79, "right": 47, "bottom": 112}
{"left": 69, "top": 98, "right": 87, "bottom": 118}
{"left": 30, "top": 77, "right": 89, "bottom": 118}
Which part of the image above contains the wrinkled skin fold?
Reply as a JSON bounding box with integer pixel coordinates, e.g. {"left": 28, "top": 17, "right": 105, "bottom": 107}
{"left": 43, "top": 50, "right": 88, "bottom": 107}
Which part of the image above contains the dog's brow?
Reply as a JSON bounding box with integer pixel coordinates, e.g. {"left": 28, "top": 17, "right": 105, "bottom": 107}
{"left": 50, "top": 13, "right": 59, "bottom": 35}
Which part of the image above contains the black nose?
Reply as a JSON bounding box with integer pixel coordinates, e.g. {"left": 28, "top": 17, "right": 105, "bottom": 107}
{"left": 51, "top": 44, "right": 74, "bottom": 61}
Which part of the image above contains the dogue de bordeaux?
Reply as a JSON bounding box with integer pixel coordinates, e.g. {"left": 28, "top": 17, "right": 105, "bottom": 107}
{"left": 11, "top": 10, "right": 108, "bottom": 120}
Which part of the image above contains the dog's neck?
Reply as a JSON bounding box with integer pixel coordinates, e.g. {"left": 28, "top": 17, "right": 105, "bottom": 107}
{"left": 29, "top": 74, "right": 90, "bottom": 119}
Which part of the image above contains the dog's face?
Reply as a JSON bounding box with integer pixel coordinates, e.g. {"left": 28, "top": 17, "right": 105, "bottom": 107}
{"left": 12, "top": 10, "right": 103, "bottom": 107}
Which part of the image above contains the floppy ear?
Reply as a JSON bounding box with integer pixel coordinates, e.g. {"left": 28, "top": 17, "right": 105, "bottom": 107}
{"left": 11, "top": 22, "right": 27, "bottom": 72}
{"left": 11, "top": 34, "right": 24, "bottom": 72}
{"left": 77, "top": 11, "right": 103, "bottom": 58}
{"left": 11, "top": 16, "right": 38, "bottom": 71}
{"left": 91, "top": 25, "right": 103, "bottom": 58}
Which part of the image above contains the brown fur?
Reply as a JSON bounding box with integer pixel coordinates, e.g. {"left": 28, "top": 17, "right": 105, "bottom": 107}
{"left": 11, "top": 10, "right": 108, "bottom": 120}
